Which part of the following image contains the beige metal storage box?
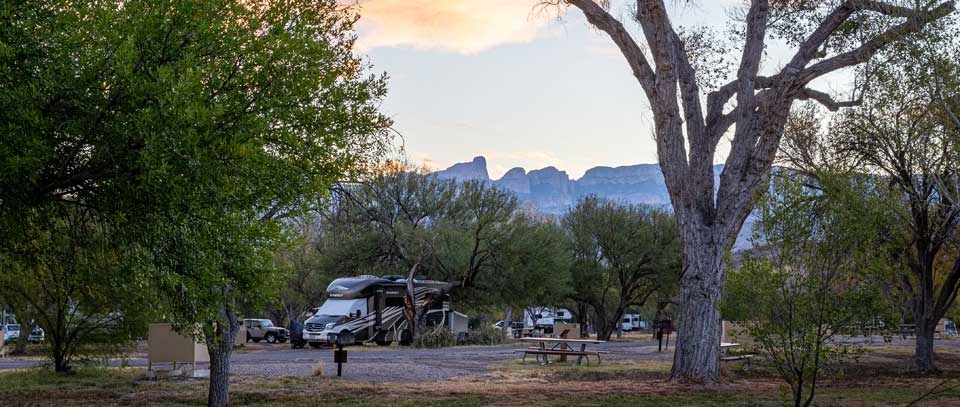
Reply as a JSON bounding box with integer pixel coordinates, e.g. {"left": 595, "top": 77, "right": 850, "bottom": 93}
{"left": 147, "top": 323, "right": 209, "bottom": 370}
{"left": 234, "top": 326, "right": 247, "bottom": 347}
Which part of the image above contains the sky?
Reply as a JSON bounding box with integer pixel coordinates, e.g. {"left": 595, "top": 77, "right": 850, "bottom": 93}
{"left": 350, "top": 0, "right": 855, "bottom": 179}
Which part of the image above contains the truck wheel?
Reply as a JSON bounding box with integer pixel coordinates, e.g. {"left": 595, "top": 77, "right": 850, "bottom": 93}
{"left": 265, "top": 333, "right": 276, "bottom": 343}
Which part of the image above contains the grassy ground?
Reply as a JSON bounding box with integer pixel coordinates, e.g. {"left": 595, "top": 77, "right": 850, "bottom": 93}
{"left": 3, "top": 344, "right": 960, "bottom": 406}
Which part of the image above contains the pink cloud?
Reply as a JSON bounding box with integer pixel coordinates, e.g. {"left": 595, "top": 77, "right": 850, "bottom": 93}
{"left": 350, "top": 0, "right": 554, "bottom": 54}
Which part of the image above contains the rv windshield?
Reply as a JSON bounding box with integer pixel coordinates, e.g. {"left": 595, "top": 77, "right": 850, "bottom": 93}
{"left": 314, "top": 299, "right": 366, "bottom": 317}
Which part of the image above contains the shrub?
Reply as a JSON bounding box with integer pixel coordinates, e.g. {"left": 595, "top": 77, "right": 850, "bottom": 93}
{"left": 413, "top": 329, "right": 456, "bottom": 348}
{"left": 457, "top": 325, "right": 505, "bottom": 346}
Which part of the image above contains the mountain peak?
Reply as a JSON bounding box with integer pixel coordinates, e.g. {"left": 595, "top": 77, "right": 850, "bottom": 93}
{"left": 434, "top": 155, "right": 490, "bottom": 181}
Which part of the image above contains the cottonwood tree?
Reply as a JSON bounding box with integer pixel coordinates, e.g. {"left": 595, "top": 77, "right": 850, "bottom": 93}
{"left": 554, "top": 0, "right": 955, "bottom": 382}
{"left": 564, "top": 197, "right": 680, "bottom": 341}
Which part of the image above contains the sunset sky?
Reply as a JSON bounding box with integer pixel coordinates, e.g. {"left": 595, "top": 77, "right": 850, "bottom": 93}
{"left": 351, "top": 0, "right": 854, "bottom": 179}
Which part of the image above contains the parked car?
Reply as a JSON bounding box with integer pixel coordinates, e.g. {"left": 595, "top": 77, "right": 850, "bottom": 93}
{"left": 3, "top": 324, "right": 20, "bottom": 341}
{"left": 243, "top": 319, "right": 288, "bottom": 343}
{"left": 493, "top": 321, "right": 525, "bottom": 329}
{"left": 27, "top": 327, "right": 45, "bottom": 343}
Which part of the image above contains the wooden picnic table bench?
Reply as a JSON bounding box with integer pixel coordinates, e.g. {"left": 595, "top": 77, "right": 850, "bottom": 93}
{"left": 516, "top": 337, "right": 608, "bottom": 366}
{"left": 719, "top": 342, "right": 756, "bottom": 362}
{"left": 514, "top": 349, "right": 607, "bottom": 365}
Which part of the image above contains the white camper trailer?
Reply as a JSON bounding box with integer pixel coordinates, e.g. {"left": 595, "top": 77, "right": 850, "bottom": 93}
{"left": 523, "top": 307, "right": 573, "bottom": 330}
{"left": 620, "top": 313, "right": 647, "bottom": 331}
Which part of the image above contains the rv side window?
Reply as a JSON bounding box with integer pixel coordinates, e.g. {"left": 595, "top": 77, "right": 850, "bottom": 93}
{"left": 622, "top": 318, "right": 630, "bottom": 323}
{"left": 557, "top": 311, "right": 565, "bottom": 317}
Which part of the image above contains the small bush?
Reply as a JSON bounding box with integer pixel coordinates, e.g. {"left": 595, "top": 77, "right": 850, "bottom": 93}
{"left": 457, "top": 326, "right": 506, "bottom": 346}
{"left": 413, "top": 329, "right": 456, "bottom": 348}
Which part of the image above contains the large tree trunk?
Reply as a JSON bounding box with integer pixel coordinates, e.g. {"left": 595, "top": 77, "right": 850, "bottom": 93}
{"left": 912, "top": 253, "right": 941, "bottom": 374}
{"left": 670, "top": 223, "right": 725, "bottom": 383}
{"left": 206, "top": 303, "right": 240, "bottom": 407}
{"left": 915, "top": 319, "right": 937, "bottom": 374}
{"left": 52, "top": 338, "right": 70, "bottom": 373}
{"left": 913, "top": 271, "right": 939, "bottom": 374}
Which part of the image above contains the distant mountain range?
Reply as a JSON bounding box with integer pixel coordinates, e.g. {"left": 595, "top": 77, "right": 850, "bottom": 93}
{"left": 431, "top": 156, "right": 752, "bottom": 249}
{"left": 432, "top": 156, "right": 724, "bottom": 214}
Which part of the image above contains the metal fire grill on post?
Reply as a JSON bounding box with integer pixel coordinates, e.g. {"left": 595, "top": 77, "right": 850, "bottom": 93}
{"left": 329, "top": 332, "right": 354, "bottom": 377}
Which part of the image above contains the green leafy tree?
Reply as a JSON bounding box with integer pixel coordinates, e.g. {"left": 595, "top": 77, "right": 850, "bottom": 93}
{"left": 724, "top": 174, "right": 894, "bottom": 407}
{"left": 564, "top": 197, "right": 680, "bottom": 341}
{"left": 484, "top": 212, "right": 571, "bottom": 338}
{"left": 781, "top": 24, "right": 960, "bottom": 372}
{"left": 0, "top": 205, "right": 154, "bottom": 371}
{"left": 0, "top": 1, "right": 391, "bottom": 405}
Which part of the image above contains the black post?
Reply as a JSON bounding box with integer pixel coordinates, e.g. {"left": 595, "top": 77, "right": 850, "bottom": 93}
{"left": 337, "top": 343, "right": 343, "bottom": 377}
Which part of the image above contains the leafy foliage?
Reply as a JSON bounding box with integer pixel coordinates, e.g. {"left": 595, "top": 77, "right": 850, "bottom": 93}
{"left": 724, "top": 174, "right": 895, "bottom": 407}
{"left": 564, "top": 196, "right": 680, "bottom": 340}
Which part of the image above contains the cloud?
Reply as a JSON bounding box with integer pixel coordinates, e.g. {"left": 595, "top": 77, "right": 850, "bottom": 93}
{"left": 350, "top": 0, "right": 555, "bottom": 54}
{"left": 410, "top": 151, "right": 447, "bottom": 172}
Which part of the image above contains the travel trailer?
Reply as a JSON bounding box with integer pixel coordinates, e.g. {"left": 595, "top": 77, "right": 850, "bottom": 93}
{"left": 302, "top": 275, "right": 462, "bottom": 348}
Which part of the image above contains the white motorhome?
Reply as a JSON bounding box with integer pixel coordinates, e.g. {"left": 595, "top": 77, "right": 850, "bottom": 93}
{"left": 302, "top": 275, "right": 464, "bottom": 348}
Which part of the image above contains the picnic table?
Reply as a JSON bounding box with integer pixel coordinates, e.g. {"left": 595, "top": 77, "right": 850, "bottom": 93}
{"left": 515, "top": 337, "right": 607, "bottom": 366}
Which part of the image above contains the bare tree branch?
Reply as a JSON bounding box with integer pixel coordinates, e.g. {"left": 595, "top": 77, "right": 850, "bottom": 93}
{"left": 797, "top": 88, "right": 861, "bottom": 111}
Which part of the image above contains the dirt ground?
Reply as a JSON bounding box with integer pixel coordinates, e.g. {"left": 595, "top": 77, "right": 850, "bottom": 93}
{"left": 3, "top": 336, "right": 960, "bottom": 406}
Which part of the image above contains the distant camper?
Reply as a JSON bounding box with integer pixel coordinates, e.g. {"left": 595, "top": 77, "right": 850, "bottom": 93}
{"left": 620, "top": 313, "right": 648, "bottom": 331}
{"left": 524, "top": 307, "right": 573, "bottom": 332}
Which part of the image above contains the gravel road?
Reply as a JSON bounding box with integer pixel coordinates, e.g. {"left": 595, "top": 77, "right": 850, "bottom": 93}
{"left": 0, "top": 339, "right": 668, "bottom": 382}
{"left": 3, "top": 336, "right": 954, "bottom": 383}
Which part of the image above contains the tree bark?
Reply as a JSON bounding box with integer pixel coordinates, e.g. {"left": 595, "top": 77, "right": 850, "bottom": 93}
{"left": 670, "top": 222, "right": 726, "bottom": 384}
{"left": 915, "top": 320, "right": 937, "bottom": 374}
{"left": 206, "top": 302, "right": 240, "bottom": 407}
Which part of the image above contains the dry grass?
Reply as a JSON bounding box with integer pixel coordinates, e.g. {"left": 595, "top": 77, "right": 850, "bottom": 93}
{"left": 3, "top": 342, "right": 960, "bottom": 406}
